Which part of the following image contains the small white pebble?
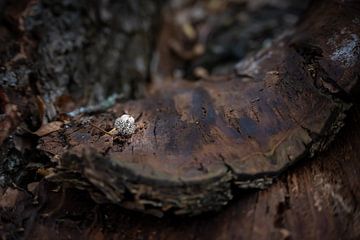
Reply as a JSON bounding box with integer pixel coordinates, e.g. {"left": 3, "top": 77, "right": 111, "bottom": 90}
{"left": 114, "top": 114, "right": 136, "bottom": 136}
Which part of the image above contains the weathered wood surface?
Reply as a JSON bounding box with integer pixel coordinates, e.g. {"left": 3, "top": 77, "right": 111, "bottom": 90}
{"left": 1, "top": 0, "right": 360, "bottom": 238}
{"left": 1, "top": 105, "right": 359, "bottom": 240}
{"left": 36, "top": 0, "right": 360, "bottom": 215}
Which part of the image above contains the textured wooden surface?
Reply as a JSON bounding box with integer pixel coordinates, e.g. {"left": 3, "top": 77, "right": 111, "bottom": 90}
{"left": 35, "top": 0, "right": 360, "bottom": 215}
{"left": 1, "top": 0, "right": 360, "bottom": 238}
{"left": 1, "top": 104, "right": 358, "bottom": 240}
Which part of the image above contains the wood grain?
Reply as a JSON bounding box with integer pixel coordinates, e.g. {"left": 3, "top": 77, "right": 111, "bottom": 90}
{"left": 3, "top": 105, "right": 358, "bottom": 240}
{"left": 1, "top": 0, "right": 360, "bottom": 238}
{"left": 36, "top": 0, "right": 360, "bottom": 215}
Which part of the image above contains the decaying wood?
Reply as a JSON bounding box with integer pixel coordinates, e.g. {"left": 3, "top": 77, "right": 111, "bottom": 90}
{"left": 0, "top": 0, "right": 359, "bottom": 221}
{"left": 34, "top": 0, "right": 360, "bottom": 215}
{"left": 1, "top": 0, "right": 360, "bottom": 238}
{"left": 0, "top": 0, "right": 162, "bottom": 187}
{"left": 1, "top": 105, "right": 360, "bottom": 240}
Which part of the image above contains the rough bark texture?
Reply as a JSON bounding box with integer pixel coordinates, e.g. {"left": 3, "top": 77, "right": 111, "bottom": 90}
{"left": 0, "top": 0, "right": 360, "bottom": 236}
{"left": 1, "top": 105, "right": 360, "bottom": 240}
{"left": 0, "top": 0, "right": 162, "bottom": 136}
{"left": 0, "top": 0, "right": 162, "bottom": 187}
{"left": 35, "top": 0, "right": 360, "bottom": 215}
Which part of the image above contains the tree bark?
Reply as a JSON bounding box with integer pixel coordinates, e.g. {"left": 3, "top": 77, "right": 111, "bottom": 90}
{"left": 0, "top": 0, "right": 359, "bottom": 237}
{"left": 35, "top": 0, "right": 360, "bottom": 215}
{"left": 3, "top": 105, "right": 360, "bottom": 239}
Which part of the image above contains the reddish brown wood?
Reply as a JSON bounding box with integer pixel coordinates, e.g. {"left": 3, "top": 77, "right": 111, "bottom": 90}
{"left": 1, "top": 105, "right": 360, "bottom": 240}
{"left": 36, "top": 0, "right": 360, "bottom": 215}
{"left": 0, "top": 0, "right": 360, "bottom": 238}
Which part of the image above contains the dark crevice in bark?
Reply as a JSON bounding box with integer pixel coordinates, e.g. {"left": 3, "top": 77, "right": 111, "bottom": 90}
{"left": 291, "top": 42, "right": 353, "bottom": 103}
